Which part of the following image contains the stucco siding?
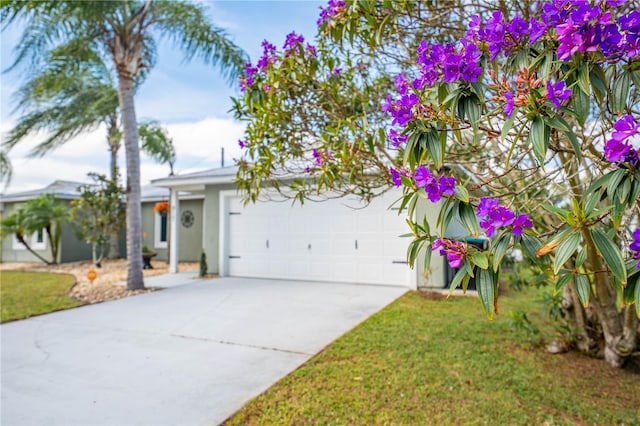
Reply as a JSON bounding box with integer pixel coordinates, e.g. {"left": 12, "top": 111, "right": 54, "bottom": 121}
{"left": 141, "top": 199, "right": 204, "bottom": 262}
{"left": 202, "top": 184, "right": 237, "bottom": 274}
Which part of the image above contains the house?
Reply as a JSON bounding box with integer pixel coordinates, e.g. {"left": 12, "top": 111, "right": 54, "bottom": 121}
{"left": 0, "top": 180, "right": 92, "bottom": 263}
{"left": 151, "top": 166, "right": 450, "bottom": 289}
{"left": 0, "top": 180, "right": 204, "bottom": 264}
{"left": 140, "top": 185, "right": 203, "bottom": 262}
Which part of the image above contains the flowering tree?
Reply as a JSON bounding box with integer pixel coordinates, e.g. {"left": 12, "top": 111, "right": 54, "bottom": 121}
{"left": 234, "top": 0, "right": 640, "bottom": 368}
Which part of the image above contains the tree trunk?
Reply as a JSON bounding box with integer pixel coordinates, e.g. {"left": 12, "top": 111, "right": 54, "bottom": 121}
{"left": 117, "top": 73, "right": 144, "bottom": 291}
{"left": 107, "top": 118, "right": 121, "bottom": 259}
{"left": 581, "top": 229, "right": 635, "bottom": 367}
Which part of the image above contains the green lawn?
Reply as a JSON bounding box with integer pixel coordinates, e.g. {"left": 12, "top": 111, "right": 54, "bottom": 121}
{"left": 1, "top": 270, "right": 84, "bottom": 323}
{"left": 226, "top": 289, "right": 640, "bottom": 425}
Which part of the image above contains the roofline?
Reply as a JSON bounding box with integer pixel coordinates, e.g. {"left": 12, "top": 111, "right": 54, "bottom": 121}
{"left": 151, "top": 174, "right": 236, "bottom": 189}
{"left": 0, "top": 194, "right": 80, "bottom": 203}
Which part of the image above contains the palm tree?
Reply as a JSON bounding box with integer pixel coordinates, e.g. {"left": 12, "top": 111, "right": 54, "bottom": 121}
{"left": 139, "top": 122, "right": 176, "bottom": 176}
{"left": 1, "top": 0, "right": 247, "bottom": 290}
{"left": 0, "top": 194, "right": 68, "bottom": 264}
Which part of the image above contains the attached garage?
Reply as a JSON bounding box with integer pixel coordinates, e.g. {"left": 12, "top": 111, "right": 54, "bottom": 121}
{"left": 151, "top": 166, "right": 447, "bottom": 290}
{"left": 219, "top": 190, "right": 413, "bottom": 287}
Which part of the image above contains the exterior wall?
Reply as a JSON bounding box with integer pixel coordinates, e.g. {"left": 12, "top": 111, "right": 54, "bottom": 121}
{"left": 202, "top": 183, "right": 237, "bottom": 274}
{"left": 0, "top": 201, "right": 92, "bottom": 264}
{"left": 141, "top": 199, "right": 204, "bottom": 262}
{"left": 414, "top": 198, "right": 447, "bottom": 289}
{"left": 59, "top": 221, "right": 92, "bottom": 262}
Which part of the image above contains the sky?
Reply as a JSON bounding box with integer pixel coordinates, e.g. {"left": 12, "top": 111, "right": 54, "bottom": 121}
{"left": 0, "top": 0, "right": 325, "bottom": 193}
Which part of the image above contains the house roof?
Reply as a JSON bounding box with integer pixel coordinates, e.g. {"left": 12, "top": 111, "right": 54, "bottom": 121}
{"left": 151, "top": 165, "right": 238, "bottom": 191}
{"left": 0, "top": 180, "right": 204, "bottom": 205}
{"left": 0, "top": 180, "right": 88, "bottom": 203}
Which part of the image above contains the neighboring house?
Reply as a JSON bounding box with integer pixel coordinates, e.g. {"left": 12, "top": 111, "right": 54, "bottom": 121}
{"left": 1, "top": 180, "right": 203, "bottom": 264}
{"left": 151, "top": 166, "right": 451, "bottom": 289}
{"left": 0, "top": 180, "right": 92, "bottom": 263}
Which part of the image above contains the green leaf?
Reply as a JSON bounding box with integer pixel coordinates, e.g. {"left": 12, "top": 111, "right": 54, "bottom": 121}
{"left": 590, "top": 64, "right": 608, "bottom": 102}
{"left": 520, "top": 233, "right": 542, "bottom": 260}
{"left": 635, "top": 275, "right": 640, "bottom": 317}
{"left": 500, "top": 113, "right": 517, "bottom": 143}
{"left": 476, "top": 268, "right": 496, "bottom": 319}
{"left": 578, "top": 64, "right": 590, "bottom": 95}
{"left": 555, "top": 272, "right": 572, "bottom": 291}
{"left": 591, "top": 229, "right": 627, "bottom": 282}
{"left": 554, "top": 232, "right": 581, "bottom": 274}
{"left": 492, "top": 231, "right": 511, "bottom": 272}
{"left": 454, "top": 185, "right": 469, "bottom": 203}
{"left": 541, "top": 203, "right": 572, "bottom": 222}
{"left": 612, "top": 71, "right": 631, "bottom": 114}
{"left": 458, "top": 202, "right": 479, "bottom": 236}
{"left": 572, "top": 87, "right": 590, "bottom": 126}
{"left": 424, "top": 128, "right": 444, "bottom": 170}
{"left": 575, "top": 247, "right": 587, "bottom": 268}
{"left": 470, "top": 251, "right": 489, "bottom": 270}
{"left": 528, "top": 116, "right": 548, "bottom": 164}
{"left": 574, "top": 274, "right": 590, "bottom": 307}
{"left": 606, "top": 168, "right": 627, "bottom": 199}
{"left": 447, "top": 266, "right": 467, "bottom": 294}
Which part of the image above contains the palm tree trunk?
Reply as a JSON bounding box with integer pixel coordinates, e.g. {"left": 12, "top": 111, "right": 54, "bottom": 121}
{"left": 107, "top": 117, "right": 121, "bottom": 259}
{"left": 117, "top": 73, "right": 144, "bottom": 290}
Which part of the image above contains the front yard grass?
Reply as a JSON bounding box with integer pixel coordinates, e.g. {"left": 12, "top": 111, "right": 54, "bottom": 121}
{"left": 226, "top": 288, "right": 640, "bottom": 425}
{"left": 1, "top": 270, "right": 83, "bottom": 323}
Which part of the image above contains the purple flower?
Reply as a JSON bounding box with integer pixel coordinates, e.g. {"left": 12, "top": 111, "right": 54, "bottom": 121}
{"left": 546, "top": 80, "right": 572, "bottom": 108}
{"left": 489, "top": 206, "right": 515, "bottom": 228}
{"left": 312, "top": 149, "right": 321, "bottom": 166}
{"left": 432, "top": 238, "right": 467, "bottom": 269}
{"left": 414, "top": 165, "right": 434, "bottom": 188}
{"left": 283, "top": 32, "right": 304, "bottom": 57}
{"left": 317, "top": 0, "right": 347, "bottom": 27}
{"left": 604, "top": 115, "right": 640, "bottom": 164}
{"left": 477, "top": 198, "right": 525, "bottom": 237}
{"left": 529, "top": 18, "right": 548, "bottom": 43}
{"left": 389, "top": 129, "right": 408, "bottom": 147}
{"left": 604, "top": 139, "right": 633, "bottom": 163}
{"left": 611, "top": 115, "right": 640, "bottom": 143}
{"left": 511, "top": 214, "right": 533, "bottom": 237}
{"left": 439, "top": 176, "right": 456, "bottom": 197}
{"left": 504, "top": 92, "right": 515, "bottom": 118}
{"left": 395, "top": 73, "right": 408, "bottom": 95}
{"left": 238, "top": 139, "right": 248, "bottom": 149}
{"left": 332, "top": 67, "right": 342, "bottom": 75}
{"left": 629, "top": 229, "right": 640, "bottom": 252}
{"left": 477, "top": 198, "right": 500, "bottom": 218}
{"left": 630, "top": 229, "right": 640, "bottom": 269}
{"left": 305, "top": 44, "right": 318, "bottom": 57}
{"left": 389, "top": 168, "right": 403, "bottom": 187}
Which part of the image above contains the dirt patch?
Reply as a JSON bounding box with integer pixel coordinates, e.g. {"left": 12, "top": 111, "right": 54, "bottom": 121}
{"left": 0, "top": 259, "right": 198, "bottom": 304}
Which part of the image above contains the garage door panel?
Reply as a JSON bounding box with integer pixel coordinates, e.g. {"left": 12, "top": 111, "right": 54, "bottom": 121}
{"left": 225, "top": 191, "right": 412, "bottom": 287}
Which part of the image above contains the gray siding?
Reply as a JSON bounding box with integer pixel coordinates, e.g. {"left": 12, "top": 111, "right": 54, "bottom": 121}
{"left": 0, "top": 201, "right": 91, "bottom": 264}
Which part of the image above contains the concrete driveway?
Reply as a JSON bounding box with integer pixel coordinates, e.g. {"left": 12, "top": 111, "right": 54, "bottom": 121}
{"left": 1, "top": 276, "right": 407, "bottom": 425}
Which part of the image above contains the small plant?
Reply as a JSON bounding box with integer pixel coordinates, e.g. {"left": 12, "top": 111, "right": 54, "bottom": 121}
{"left": 142, "top": 244, "right": 153, "bottom": 254}
{"left": 199, "top": 252, "right": 208, "bottom": 277}
{"left": 507, "top": 310, "right": 540, "bottom": 339}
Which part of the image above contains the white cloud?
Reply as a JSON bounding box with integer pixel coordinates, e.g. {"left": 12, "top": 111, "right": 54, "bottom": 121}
{"left": 2, "top": 117, "right": 246, "bottom": 194}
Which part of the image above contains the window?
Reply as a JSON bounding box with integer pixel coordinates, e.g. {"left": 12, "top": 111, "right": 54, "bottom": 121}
{"left": 154, "top": 212, "right": 168, "bottom": 249}
{"left": 32, "top": 229, "right": 46, "bottom": 250}
{"left": 12, "top": 230, "right": 47, "bottom": 250}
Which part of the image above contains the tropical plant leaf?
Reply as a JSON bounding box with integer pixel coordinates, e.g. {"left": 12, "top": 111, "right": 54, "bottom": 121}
{"left": 574, "top": 274, "right": 590, "bottom": 307}
{"left": 591, "top": 229, "right": 627, "bottom": 282}
{"left": 553, "top": 232, "right": 581, "bottom": 274}
{"left": 477, "top": 268, "right": 496, "bottom": 319}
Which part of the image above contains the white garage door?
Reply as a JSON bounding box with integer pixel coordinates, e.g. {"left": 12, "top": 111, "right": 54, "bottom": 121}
{"left": 221, "top": 191, "right": 414, "bottom": 287}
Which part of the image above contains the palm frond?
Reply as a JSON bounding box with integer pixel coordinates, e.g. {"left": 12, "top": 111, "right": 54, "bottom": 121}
{"left": 151, "top": 0, "right": 248, "bottom": 84}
